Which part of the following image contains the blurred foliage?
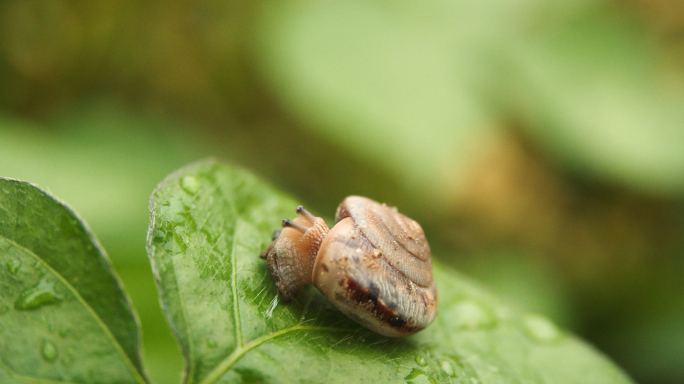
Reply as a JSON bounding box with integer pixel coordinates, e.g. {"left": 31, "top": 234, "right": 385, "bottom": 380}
{"left": 0, "top": 0, "right": 682, "bottom": 383}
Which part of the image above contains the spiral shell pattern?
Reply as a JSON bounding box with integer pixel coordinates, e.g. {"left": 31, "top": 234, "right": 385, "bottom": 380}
{"left": 313, "top": 196, "right": 437, "bottom": 336}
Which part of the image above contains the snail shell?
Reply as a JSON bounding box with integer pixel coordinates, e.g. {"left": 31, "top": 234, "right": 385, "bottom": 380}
{"left": 260, "top": 196, "right": 437, "bottom": 337}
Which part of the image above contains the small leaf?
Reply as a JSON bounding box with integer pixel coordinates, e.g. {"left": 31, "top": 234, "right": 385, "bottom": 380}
{"left": 0, "top": 178, "right": 148, "bottom": 383}
{"left": 148, "top": 159, "right": 635, "bottom": 383}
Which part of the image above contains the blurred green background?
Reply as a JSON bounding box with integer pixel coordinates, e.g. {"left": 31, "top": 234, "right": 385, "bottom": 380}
{"left": 1, "top": 0, "right": 683, "bottom": 383}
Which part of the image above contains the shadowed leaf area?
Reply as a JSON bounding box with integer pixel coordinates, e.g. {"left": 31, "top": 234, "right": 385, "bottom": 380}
{"left": 146, "top": 160, "right": 635, "bottom": 384}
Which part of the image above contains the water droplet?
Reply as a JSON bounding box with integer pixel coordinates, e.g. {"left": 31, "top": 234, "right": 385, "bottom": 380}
{"left": 14, "top": 276, "right": 63, "bottom": 310}
{"left": 60, "top": 353, "right": 73, "bottom": 367}
{"left": 41, "top": 339, "right": 58, "bottom": 362}
{"left": 450, "top": 301, "right": 496, "bottom": 330}
{"left": 33, "top": 261, "right": 41, "bottom": 269}
{"left": 6, "top": 258, "right": 21, "bottom": 274}
{"left": 439, "top": 360, "right": 455, "bottom": 377}
{"left": 180, "top": 175, "right": 201, "bottom": 195}
{"left": 206, "top": 339, "right": 217, "bottom": 348}
{"left": 404, "top": 368, "right": 429, "bottom": 381}
{"left": 523, "top": 314, "right": 562, "bottom": 343}
{"left": 415, "top": 355, "right": 428, "bottom": 367}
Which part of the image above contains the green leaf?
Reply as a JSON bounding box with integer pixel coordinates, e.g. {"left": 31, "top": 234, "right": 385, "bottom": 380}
{"left": 147, "top": 159, "right": 635, "bottom": 384}
{"left": 252, "top": 0, "right": 601, "bottom": 202}
{"left": 509, "top": 11, "right": 684, "bottom": 195}
{"left": 0, "top": 178, "right": 148, "bottom": 383}
{"left": 0, "top": 105, "right": 203, "bottom": 263}
{"left": 253, "top": 0, "right": 498, "bottom": 199}
{"left": 255, "top": 1, "right": 684, "bottom": 197}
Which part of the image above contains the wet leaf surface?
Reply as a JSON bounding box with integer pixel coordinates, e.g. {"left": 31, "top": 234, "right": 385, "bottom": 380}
{"left": 0, "top": 178, "right": 147, "bottom": 383}
{"left": 147, "top": 160, "right": 635, "bottom": 384}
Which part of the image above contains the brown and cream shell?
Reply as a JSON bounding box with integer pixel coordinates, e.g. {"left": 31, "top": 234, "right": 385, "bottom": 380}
{"left": 260, "top": 196, "right": 437, "bottom": 337}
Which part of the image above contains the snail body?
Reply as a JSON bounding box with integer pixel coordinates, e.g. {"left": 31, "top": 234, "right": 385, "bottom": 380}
{"left": 260, "top": 196, "right": 437, "bottom": 337}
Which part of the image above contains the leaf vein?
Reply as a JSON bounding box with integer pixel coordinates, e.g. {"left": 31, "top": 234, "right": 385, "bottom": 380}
{"left": 2, "top": 237, "right": 146, "bottom": 384}
{"left": 230, "top": 219, "right": 244, "bottom": 348}
{"left": 199, "top": 324, "right": 355, "bottom": 384}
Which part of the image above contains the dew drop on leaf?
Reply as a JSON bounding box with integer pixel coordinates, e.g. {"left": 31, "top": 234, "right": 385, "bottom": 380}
{"left": 41, "top": 339, "right": 58, "bottom": 362}
{"left": 180, "top": 175, "right": 201, "bottom": 195}
{"left": 415, "top": 355, "right": 428, "bottom": 367}
{"left": 60, "top": 352, "right": 74, "bottom": 367}
{"left": 14, "top": 275, "right": 63, "bottom": 310}
{"left": 439, "top": 359, "right": 455, "bottom": 377}
{"left": 522, "top": 314, "right": 562, "bottom": 344}
{"left": 450, "top": 301, "right": 496, "bottom": 330}
{"left": 6, "top": 258, "right": 21, "bottom": 275}
{"left": 404, "top": 367, "right": 429, "bottom": 381}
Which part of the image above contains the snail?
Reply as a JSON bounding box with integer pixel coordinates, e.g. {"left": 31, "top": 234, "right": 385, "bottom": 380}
{"left": 260, "top": 196, "right": 437, "bottom": 337}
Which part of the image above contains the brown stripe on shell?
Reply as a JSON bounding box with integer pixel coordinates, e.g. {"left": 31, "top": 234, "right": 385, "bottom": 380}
{"left": 339, "top": 277, "right": 419, "bottom": 335}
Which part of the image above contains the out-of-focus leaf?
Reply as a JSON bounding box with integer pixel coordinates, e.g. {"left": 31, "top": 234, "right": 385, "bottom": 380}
{"left": 0, "top": 178, "right": 147, "bottom": 383}
{"left": 587, "top": 259, "right": 684, "bottom": 384}
{"left": 255, "top": 0, "right": 684, "bottom": 198}
{"left": 254, "top": 1, "right": 500, "bottom": 201}
{"left": 0, "top": 104, "right": 202, "bottom": 261}
{"left": 460, "top": 251, "right": 576, "bottom": 329}
{"left": 510, "top": 11, "right": 684, "bottom": 195}
{"left": 147, "top": 159, "right": 635, "bottom": 383}
{"left": 253, "top": 0, "right": 604, "bottom": 204}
